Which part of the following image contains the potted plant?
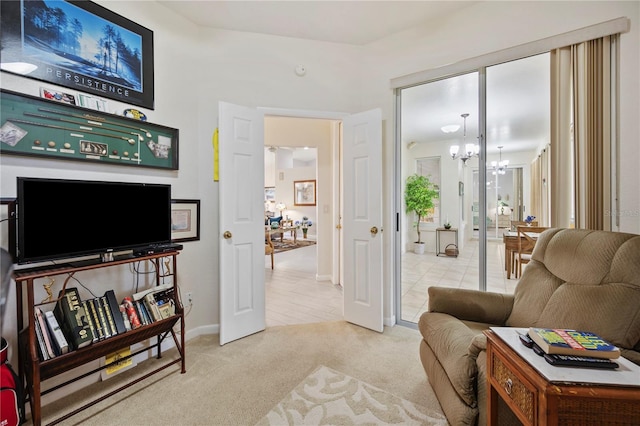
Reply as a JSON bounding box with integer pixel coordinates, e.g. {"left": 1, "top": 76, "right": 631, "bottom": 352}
{"left": 405, "top": 174, "right": 439, "bottom": 254}
{"left": 295, "top": 216, "right": 313, "bottom": 238}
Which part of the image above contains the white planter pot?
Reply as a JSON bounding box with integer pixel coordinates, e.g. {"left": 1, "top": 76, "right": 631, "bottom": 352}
{"left": 414, "top": 242, "right": 425, "bottom": 254}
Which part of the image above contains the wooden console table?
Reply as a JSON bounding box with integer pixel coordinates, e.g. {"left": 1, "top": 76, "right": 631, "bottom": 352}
{"left": 485, "top": 328, "right": 640, "bottom": 425}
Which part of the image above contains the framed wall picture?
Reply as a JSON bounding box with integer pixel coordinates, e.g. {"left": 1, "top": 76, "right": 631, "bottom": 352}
{"left": 293, "top": 180, "right": 316, "bottom": 206}
{"left": 171, "top": 199, "right": 200, "bottom": 242}
{"left": 0, "top": 0, "right": 155, "bottom": 109}
{"left": 0, "top": 90, "right": 178, "bottom": 170}
{"left": 0, "top": 198, "right": 16, "bottom": 256}
{"left": 264, "top": 187, "right": 275, "bottom": 202}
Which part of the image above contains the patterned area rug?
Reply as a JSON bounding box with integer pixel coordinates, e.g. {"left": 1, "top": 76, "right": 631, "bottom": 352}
{"left": 272, "top": 239, "right": 316, "bottom": 253}
{"left": 256, "top": 365, "right": 448, "bottom": 425}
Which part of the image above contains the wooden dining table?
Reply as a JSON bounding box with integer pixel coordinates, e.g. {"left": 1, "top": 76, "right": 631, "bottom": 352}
{"left": 502, "top": 230, "right": 541, "bottom": 279}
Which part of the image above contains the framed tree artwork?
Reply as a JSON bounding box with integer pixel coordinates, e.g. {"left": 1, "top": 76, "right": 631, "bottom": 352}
{"left": 293, "top": 180, "right": 316, "bottom": 206}
{"left": 0, "top": 0, "right": 155, "bottom": 109}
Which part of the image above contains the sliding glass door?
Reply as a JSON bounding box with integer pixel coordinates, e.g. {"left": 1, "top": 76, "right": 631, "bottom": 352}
{"left": 396, "top": 54, "right": 550, "bottom": 326}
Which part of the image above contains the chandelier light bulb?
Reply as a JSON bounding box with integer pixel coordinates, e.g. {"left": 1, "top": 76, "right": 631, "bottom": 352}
{"left": 449, "top": 113, "right": 478, "bottom": 165}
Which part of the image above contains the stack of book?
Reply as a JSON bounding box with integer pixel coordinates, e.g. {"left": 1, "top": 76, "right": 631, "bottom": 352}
{"left": 526, "top": 327, "right": 621, "bottom": 369}
{"left": 33, "top": 285, "right": 176, "bottom": 360}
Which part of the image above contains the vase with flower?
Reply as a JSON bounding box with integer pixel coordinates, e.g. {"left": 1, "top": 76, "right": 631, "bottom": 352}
{"left": 296, "top": 216, "right": 313, "bottom": 239}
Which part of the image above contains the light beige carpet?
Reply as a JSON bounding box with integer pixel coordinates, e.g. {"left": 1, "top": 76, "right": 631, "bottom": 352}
{"left": 35, "top": 321, "right": 447, "bottom": 426}
{"left": 257, "top": 365, "right": 447, "bottom": 425}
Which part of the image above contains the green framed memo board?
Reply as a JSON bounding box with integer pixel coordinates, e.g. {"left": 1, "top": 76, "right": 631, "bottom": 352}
{"left": 0, "top": 90, "right": 178, "bottom": 170}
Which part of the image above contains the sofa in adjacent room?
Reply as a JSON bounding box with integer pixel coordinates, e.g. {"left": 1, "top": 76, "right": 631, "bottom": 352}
{"left": 418, "top": 228, "right": 640, "bottom": 426}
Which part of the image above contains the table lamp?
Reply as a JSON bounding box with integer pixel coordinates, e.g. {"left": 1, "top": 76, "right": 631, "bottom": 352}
{"left": 275, "top": 202, "right": 286, "bottom": 218}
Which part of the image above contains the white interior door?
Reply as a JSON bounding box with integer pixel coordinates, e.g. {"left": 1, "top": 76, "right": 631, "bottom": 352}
{"left": 342, "top": 109, "right": 383, "bottom": 332}
{"left": 218, "top": 101, "right": 265, "bottom": 345}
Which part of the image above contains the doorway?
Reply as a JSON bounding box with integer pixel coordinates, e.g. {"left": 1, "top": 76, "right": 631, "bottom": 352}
{"left": 263, "top": 116, "right": 342, "bottom": 327}
{"left": 218, "top": 104, "right": 383, "bottom": 344}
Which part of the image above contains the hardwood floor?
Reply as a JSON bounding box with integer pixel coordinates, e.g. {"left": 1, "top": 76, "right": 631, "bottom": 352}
{"left": 265, "top": 236, "right": 517, "bottom": 327}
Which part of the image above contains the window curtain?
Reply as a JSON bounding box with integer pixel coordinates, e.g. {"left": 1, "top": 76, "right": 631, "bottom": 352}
{"left": 529, "top": 145, "right": 550, "bottom": 225}
{"left": 512, "top": 167, "right": 523, "bottom": 221}
{"left": 530, "top": 155, "right": 541, "bottom": 220}
{"left": 551, "top": 36, "right": 614, "bottom": 230}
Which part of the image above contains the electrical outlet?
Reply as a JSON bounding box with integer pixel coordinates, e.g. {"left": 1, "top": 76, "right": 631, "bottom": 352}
{"left": 186, "top": 291, "right": 193, "bottom": 305}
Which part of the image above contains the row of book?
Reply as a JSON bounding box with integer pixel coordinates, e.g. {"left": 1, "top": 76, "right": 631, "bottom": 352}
{"left": 34, "top": 284, "right": 176, "bottom": 361}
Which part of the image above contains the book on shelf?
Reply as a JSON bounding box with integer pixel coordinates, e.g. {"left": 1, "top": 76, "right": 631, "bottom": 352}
{"left": 82, "top": 300, "right": 99, "bottom": 343}
{"left": 104, "top": 290, "right": 127, "bottom": 334}
{"left": 527, "top": 327, "right": 620, "bottom": 359}
{"left": 93, "top": 297, "right": 111, "bottom": 339}
{"left": 143, "top": 293, "right": 162, "bottom": 322}
{"left": 135, "top": 300, "right": 151, "bottom": 325}
{"left": 44, "top": 310, "right": 69, "bottom": 355}
{"left": 34, "top": 311, "right": 50, "bottom": 361}
{"left": 100, "top": 296, "right": 118, "bottom": 336}
{"left": 86, "top": 298, "right": 104, "bottom": 341}
{"left": 35, "top": 307, "right": 56, "bottom": 359}
{"left": 53, "top": 288, "right": 93, "bottom": 350}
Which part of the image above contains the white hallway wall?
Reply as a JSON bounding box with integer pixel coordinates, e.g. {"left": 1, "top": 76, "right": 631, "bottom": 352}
{"left": 1, "top": 1, "right": 637, "bottom": 381}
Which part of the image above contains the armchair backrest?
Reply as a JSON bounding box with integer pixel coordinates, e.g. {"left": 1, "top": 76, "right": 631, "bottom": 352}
{"left": 506, "top": 228, "right": 640, "bottom": 351}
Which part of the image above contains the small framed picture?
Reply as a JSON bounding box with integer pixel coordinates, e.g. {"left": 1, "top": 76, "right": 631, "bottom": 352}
{"left": 171, "top": 199, "right": 200, "bottom": 242}
{"left": 294, "top": 180, "right": 316, "bottom": 206}
{"left": 1, "top": 198, "right": 16, "bottom": 255}
{"left": 264, "top": 187, "right": 275, "bottom": 202}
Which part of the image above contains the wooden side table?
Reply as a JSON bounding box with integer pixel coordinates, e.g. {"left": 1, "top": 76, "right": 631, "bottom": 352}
{"left": 485, "top": 329, "right": 640, "bottom": 426}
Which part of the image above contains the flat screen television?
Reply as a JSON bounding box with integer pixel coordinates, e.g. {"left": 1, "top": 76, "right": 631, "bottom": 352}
{"left": 16, "top": 177, "right": 171, "bottom": 264}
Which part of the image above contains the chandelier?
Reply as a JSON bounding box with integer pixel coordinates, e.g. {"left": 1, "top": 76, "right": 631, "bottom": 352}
{"left": 449, "top": 113, "right": 479, "bottom": 164}
{"left": 492, "top": 146, "right": 509, "bottom": 175}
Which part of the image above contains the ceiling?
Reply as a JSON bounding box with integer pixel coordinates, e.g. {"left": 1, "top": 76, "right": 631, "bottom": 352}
{"left": 157, "top": 1, "right": 476, "bottom": 45}
{"left": 160, "top": 1, "right": 550, "bottom": 155}
{"left": 401, "top": 53, "right": 551, "bottom": 155}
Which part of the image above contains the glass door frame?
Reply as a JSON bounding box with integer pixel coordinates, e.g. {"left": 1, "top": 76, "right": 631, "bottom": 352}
{"left": 392, "top": 18, "right": 626, "bottom": 328}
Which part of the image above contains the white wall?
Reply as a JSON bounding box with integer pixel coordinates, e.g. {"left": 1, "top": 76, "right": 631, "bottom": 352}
{"left": 1, "top": 0, "right": 638, "bottom": 402}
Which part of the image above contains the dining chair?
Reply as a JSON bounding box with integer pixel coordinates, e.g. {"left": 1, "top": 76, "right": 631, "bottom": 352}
{"left": 508, "top": 221, "right": 538, "bottom": 276}
{"left": 510, "top": 220, "right": 538, "bottom": 231}
{"left": 516, "top": 226, "right": 548, "bottom": 278}
{"left": 265, "top": 232, "right": 275, "bottom": 269}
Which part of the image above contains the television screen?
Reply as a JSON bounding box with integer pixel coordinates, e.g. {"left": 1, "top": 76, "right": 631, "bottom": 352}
{"left": 17, "top": 177, "right": 171, "bottom": 264}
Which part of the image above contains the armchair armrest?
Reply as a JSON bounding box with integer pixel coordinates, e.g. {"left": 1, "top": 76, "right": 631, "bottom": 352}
{"left": 428, "top": 287, "right": 514, "bottom": 325}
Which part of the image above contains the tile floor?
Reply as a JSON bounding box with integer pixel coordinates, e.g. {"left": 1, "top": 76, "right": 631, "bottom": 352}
{"left": 265, "top": 237, "right": 518, "bottom": 327}
{"left": 265, "top": 242, "right": 343, "bottom": 327}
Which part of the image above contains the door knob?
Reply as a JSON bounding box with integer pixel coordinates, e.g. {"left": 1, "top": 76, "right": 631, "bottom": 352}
{"left": 370, "top": 226, "right": 378, "bottom": 235}
{"left": 223, "top": 231, "right": 232, "bottom": 239}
